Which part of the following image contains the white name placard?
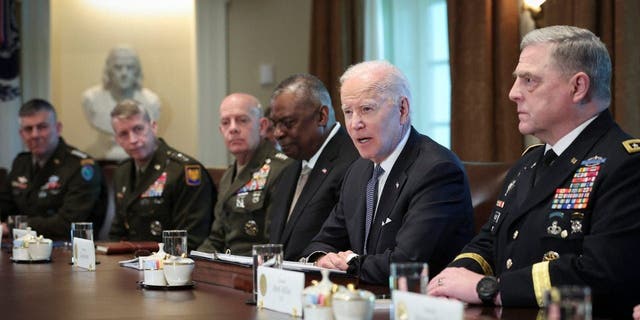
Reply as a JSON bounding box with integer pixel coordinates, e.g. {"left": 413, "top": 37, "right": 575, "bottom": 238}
{"left": 257, "top": 266, "right": 304, "bottom": 317}
{"left": 73, "top": 237, "right": 96, "bottom": 271}
{"left": 392, "top": 290, "right": 464, "bottom": 320}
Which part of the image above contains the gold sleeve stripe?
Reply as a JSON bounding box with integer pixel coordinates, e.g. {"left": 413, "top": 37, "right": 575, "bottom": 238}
{"left": 453, "top": 253, "right": 494, "bottom": 276}
{"left": 532, "top": 261, "right": 551, "bottom": 307}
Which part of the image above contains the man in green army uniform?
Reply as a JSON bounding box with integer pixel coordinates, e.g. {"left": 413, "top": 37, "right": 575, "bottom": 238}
{"left": 108, "top": 99, "right": 215, "bottom": 250}
{"left": 1, "top": 99, "right": 107, "bottom": 240}
{"left": 198, "top": 93, "right": 292, "bottom": 256}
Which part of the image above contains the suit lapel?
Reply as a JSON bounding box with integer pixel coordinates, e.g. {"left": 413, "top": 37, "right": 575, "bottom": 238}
{"left": 125, "top": 155, "right": 165, "bottom": 209}
{"left": 271, "top": 162, "right": 300, "bottom": 243}
{"left": 366, "top": 130, "right": 418, "bottom": 253}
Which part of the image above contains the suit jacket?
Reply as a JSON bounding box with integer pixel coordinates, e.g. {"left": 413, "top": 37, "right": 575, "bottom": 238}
{"left": 304, "top": 128, "right": 474, "bottom": 284}
{"left": 269, "top": 127, "right": 359, "bottom": 260}
{"left": 109, "top": 139, "right": 215, "bottom": 250}
{"left": 449, "top": 111, "right": 640, "bottom": 316}
{"left": 0, "top": 138, "right": 107, "bottom": 240}
{"left": 198, "top": 140, "right": 292, "bottom": 256}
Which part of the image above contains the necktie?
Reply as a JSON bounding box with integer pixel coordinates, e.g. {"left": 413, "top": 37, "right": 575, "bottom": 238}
{"left": 535, "top": 149, "right": 558, "bottom": 186}
{"left": 287, "top": 164, "right": 311, "bottom": 222}
{"left": 363, "top": 165, "right": 384, "bottom": 254}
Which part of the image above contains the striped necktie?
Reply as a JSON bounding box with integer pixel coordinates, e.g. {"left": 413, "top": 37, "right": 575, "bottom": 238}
{"left": 363, "top": 165, "right": 384, "bottom": 254}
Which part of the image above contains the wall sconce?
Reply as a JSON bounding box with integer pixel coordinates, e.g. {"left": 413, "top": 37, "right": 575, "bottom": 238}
{"left": 523, "top": 0, "right": 546, "bottom": 16}
{"left": 521, "top": 0, "right": 546, "bottom": 30}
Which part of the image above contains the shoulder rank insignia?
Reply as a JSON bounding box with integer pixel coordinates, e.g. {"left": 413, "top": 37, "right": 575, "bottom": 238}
{"left": 167, "top": 150, "right": 191, "bottom": 163}
{"left": 622, "top": 139, "right": 640, "bottom": 154}
{"left": 274, "top": 152, "right": 288, "bottom": 160}
{"left": 521, "top": 143, "right": 544, "bottom": 157}
{"left": 80, "top": 158, "right": 95, "bottom": 166}
{"left": 185, "top": 165, "right": 202, "bottom": 186}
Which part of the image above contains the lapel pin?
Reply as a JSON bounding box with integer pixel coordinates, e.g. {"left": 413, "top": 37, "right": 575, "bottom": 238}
{"left": 395, "top": 182, "right": 399, "bottom": 188}
{"left": 154, "top": 164, "right": 161, "bottom": 170}
{"left": 571, "top": 158, "right": 577, "bottom": 164}
{"left": 322, "top": 168, "right": 327, "bottom": 174}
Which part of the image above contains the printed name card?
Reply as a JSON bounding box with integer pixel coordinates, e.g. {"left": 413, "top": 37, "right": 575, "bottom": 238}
{"left": 74, "top": 237, "right": 96, "bottom": 271}
{"left": 392, "top": 290, "right": 464, "bottom": 320}
{"left": 257, "top": 266, "right": 304, "bottom": 317}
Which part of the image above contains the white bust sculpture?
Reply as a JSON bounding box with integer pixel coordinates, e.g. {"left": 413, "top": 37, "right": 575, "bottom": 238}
{"left": 82, "top": 45, "right": 161, "bottom": 159}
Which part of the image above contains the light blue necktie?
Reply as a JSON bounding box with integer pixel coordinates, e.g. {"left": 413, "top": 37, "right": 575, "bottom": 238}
{"left": 364, "top": 165, "right": 384, "bottom": 254}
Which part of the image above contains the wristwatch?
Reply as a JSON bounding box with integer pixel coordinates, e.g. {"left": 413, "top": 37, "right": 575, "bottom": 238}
{"left": 476, "top": 276, "right": 499, "bottom": 305}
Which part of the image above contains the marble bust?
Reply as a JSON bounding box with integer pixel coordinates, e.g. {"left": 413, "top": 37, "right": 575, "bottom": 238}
{"left": 82, "top": 46, "right": 161, "bottom": 159}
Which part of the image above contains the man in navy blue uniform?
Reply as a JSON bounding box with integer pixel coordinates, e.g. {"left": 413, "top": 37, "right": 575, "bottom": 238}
{"left": 428, "top": 26, "right": 640, "bottom": 317}
{"left": 303, "top": 61, "right": 474, "bottom": 284}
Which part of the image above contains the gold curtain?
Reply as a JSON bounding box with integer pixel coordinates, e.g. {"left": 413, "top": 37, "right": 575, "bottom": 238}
{"left": 309, "top": 0, "right": 363, "bottom": 124}
{"left": 539, "top": 0, "right": 640, "bottom": 138}
{"left": 447, "top": 0, "right": 522, "bottom": 162}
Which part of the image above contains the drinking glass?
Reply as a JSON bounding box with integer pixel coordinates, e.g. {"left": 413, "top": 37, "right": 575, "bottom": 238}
{"left": 70, "top": 222, "right": 93, "bottom": 264}
{"left": 251, "top": 244, "right": 283, "bottom": 303}
{"left": 545, "top": 286, "right": 592, "bottom": 320}
{"left": 8, "top": 215, "right": 29, "bottom": 240}
{"left": 162, "top": 230, "right": 188, "bottom": 257}
{"left": 389, "top": 262, "right": 429, "bottom": 294}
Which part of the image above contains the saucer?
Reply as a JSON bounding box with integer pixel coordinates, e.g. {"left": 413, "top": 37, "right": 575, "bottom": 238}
{"left": 138, "top": 281, "right": 195, "bottom": 290}
{"left": 11, "top": 257, "right": 52, "bottom": 264}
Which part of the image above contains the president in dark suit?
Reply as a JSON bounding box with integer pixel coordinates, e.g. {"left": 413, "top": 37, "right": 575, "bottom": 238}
{"left": 304, "top": 61, "right": 474, "bottom": 284}
{"left": 268, "top": 74, "right": 359, "bottom": 261}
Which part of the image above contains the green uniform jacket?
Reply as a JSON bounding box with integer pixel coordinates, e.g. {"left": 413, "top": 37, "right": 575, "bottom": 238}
{"left": 198, "top": 140, "right": 292, "bottom": 256}
{"left": 109, "top": 139, "right": 215, "bottom": 250}
{"left": 0, "top": 138, "right": 107, "bottom": 240}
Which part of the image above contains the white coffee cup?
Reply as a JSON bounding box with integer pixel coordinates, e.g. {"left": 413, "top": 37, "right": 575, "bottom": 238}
{"left": 27, "top": 239, "right": 53, "bottom": 260}
{"left": 163, "top": 258, "right": 195, "bottom": 286}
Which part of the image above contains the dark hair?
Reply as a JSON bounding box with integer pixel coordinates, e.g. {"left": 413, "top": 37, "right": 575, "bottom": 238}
{"left": 19, "top": 99, "right": 57, "bottom": 121}
{"left": 270, "top": 73, "right": 335, "bottom": 126}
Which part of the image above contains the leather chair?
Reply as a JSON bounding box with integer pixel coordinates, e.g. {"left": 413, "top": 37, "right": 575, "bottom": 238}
{"left": 0, "top": 167, "right": 6, "bottom": 189}
{"left": 462, "top": 161, "right": 512, "bottom": 234}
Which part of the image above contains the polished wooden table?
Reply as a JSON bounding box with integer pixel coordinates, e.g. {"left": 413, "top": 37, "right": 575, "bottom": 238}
{"left": 0, "top": 246, "right": 540, "bottom": 319}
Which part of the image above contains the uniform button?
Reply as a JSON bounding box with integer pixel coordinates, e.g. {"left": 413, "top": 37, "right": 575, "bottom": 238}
{"left": 543, "top": 251, "right": 560, "bottom": 261}
{"left": 512, "top": 230, "right": 519, "bottom": 240}
{"left": 506, "top": 258, "right": 513, "bottom": 269}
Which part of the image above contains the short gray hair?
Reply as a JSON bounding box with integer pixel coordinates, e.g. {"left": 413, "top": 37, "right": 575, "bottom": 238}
{"left": 522, "top": 25, "right": 611, "bottom": 105}
{"left": 340, "top": 60, "right": 412, "bottom": 106}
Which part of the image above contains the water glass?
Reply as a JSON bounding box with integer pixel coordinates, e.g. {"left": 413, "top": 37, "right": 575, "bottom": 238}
{"left": 8, "top": 215, "right": 29, "bottom": 239}
{"left": 545, "top": 286, "right": 592, "bottom": 320}
{"left": 71, "top": 222, "right": 94, "bottom": 242}
{"left": 251, "top": 244, "right": 283, "bottom": 303}
{"left": 389, "top": 262, "right": 429, "bottom": 294}
{"left": 162, "top": 230, "right": 188, "bottom": 257}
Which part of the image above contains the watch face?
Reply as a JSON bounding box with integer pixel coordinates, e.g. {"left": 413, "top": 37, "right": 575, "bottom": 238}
{"left": 478, "top": 276, "right": 498, "bottom": 301}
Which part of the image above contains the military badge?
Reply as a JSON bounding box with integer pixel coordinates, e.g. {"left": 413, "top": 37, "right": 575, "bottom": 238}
{"left": 252, "top": 191, "right": 261, "bottom": 204}
{"left": 236, "top": 193, "right": 247, "bottom": 208}
{"left": 546, "top": 221, "right": 562, "bottom": 235}
{"left": 238, "top": 164, "right": 270, "bottom": 193}
{"left": 244, "top": 220, "right": 258, "bottom": 236}
{"left": 81, "top": 165, "right": 94, "bottom": 181}
{"left": 543, "top": 251, "right": 560, "bottom": 261}
{"left": 43, "top": 175, "right": 61, "bottom": 191}
{"left": 80, "top": 158, "right": 94, "bottom": 166}
{"left": 12, "top": 176, "right": 28, "bottom": 189}
{"left": 150, "top": 221, "right": 163, "bottom": 236}
{"left": 622, "top": 139, "right": 640, "bottom": 154}
{"left": 142, "top": 172, "right": 167, "bottom": 197}
{"left": 185, "top": 165, "right": 202, "bottom": 186}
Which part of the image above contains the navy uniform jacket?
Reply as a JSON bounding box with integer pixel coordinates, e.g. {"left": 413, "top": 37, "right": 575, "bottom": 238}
{"left": 198, "top": 140, "right": 292, "bottom": 256}
{"left": 304, "top": 128, "right": 474, "bottom": 284}
{"left": 269, "top": 126, "right": 359, "bottom": 260}
{"left": 0, "top": 138, "right": 107, "bottom": 240}
{"left": 109, "top": 139, "right": 215, "bottom": 250}
{"left": 449, "top": 111, "right": 640, "bottom": 315}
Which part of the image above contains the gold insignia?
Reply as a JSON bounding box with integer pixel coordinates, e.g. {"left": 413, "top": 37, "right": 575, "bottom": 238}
{"left": 185, "top": 165, "right": 201, "bottom": 186}
{"left": 521, "top": 143, "right": 544, "bottom": 156}
{"left": 80, "top": 159, "right": 94, "bottom": 166}
{"left": 622, "top": 139, "right": 640, "bottom": 154}
{"left": 532, "top": 261, "right": 552, "bottom": 307}
{"left": 543, "top": 251, "right": 560, "bottom": 261}
{"left": 244, "top": 220, "right": 258, "bottom": 236}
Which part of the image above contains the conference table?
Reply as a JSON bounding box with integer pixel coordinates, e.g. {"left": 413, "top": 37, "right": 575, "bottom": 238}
{"left": 0, "top": 246, "right": 541, "bottom": 319}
